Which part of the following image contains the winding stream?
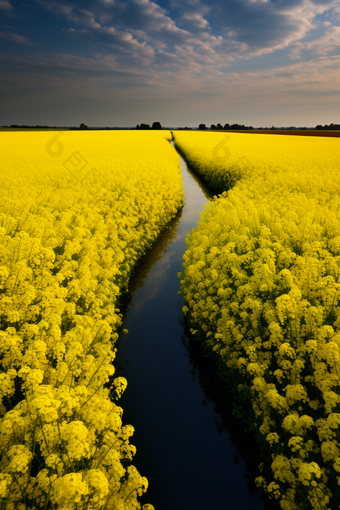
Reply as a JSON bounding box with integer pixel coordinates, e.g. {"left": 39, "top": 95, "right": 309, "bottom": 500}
{"left": 116, "top": 140, "right": 271, "bottom": 510}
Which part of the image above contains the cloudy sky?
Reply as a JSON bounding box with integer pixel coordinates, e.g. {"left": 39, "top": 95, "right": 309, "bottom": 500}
{"left": 1, "top": 0, "right": 340, "bottom": 127}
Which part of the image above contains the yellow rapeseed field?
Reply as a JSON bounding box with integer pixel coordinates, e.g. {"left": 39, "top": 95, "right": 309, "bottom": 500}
{"left": 175, "top": 131, "right": 340, "bottom": 510}
{"left": 0, "top": 130, "right": 183, "bottom": 510}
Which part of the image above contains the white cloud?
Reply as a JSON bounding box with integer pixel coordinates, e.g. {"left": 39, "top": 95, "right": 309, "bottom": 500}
{"left": 2, "top": 0, "right": 340, "bottom": 107}
{"left": 179, "top": 12, "right": 210, "bottom": 29}
{"left": 29, "top": 0, "right": 340, "bottom": 69}
{"left": 330, "top": 5, "right": 340, "bottom": 21}
{"left": 0, "top": 31, "right": 33, "bottom": 44}
{"left": 288, "top": 25, "right": 340, "bottom": 58}
{"left": 0, "top": 0, "right": 13, "bottom": 10}
{"left": 2, "top": 44, "right": 340, "bottom": 96}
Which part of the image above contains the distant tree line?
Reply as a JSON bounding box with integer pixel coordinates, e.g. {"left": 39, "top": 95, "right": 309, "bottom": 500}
{"left": 3, "top": 122, "right": 339, "bottom": 131}
{"left": 315, "top": 123, "right": 340, "bottom": 130}
{"left": 199, "top": 123, "right": 254, "bottom": 130}
{"left": 136, "top": 122, "right": 162, "bottom": 129}
{"left": 7, "top": 124, "right": 52, "bottom": 128}
{"left": 74, "top": 123, "right": 88, "bottom": 130}
{"left": 6, "top": 124, "right": 89, "bottom": 130}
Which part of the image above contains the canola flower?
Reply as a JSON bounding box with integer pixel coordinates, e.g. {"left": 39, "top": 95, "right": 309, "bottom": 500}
{"left": 0, "top": 129, "right": 183, "bottom": 509}
{"left": 175, "top": 130, "right": 340, "bottom": 510}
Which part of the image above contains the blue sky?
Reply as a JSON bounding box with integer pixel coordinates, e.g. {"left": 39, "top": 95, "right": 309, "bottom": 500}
{"left": 1, "top": 0, "right": 340, "bottom": 127}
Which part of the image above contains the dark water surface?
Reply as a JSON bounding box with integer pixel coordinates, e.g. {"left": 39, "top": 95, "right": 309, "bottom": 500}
{"left": 116, "top": 141, "right": 270, "bottom": 510}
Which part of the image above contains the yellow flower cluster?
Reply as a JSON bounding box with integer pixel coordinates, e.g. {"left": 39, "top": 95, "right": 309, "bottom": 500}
{"left": 0, "top": 129, "right": 181, "bottom": 509}
{"left": 175, "top": 131, "right": 340, "bottom": 509}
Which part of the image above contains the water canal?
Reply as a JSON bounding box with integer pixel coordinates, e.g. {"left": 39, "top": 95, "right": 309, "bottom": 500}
{"left": 115, "top": 139, "right": 274, "bottom": 510}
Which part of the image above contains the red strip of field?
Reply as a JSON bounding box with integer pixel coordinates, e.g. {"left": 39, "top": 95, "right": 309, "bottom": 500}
{"left": 213, "top": 130, "right": 340, "bottom": 137}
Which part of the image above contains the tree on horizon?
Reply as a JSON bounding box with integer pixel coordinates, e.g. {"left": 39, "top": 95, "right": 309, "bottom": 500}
{"left": 152, "top": 121, "right": 162, "bottom": 129}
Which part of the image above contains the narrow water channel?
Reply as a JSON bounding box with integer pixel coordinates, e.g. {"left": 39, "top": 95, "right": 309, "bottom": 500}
{"left": 115, "top": 141, "right": 269, "bottom": 510}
